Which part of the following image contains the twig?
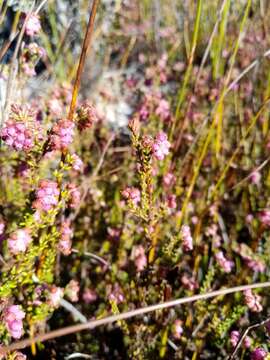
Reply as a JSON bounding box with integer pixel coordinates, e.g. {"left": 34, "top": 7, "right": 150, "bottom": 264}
{"left": 1, "top": 282, "right": 270, "bottom": 355}
{"left": 68, "top": 0, "right": 100, "bottom": 121}
{"left": 229, "top": 317, "right": 270, "bottom": 359}
{"left": 65, "top": 353, "right": 92, "bottom": 360}
{"left": 60, "top": 299, "right": 88, "bottom": 324}
{"left": 72, "top": 248, "right": 110, "bottom": 269}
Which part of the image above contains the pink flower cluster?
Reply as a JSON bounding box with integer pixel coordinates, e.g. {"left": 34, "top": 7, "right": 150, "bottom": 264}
{"left": 71, "top": 154, "right": 84, "bottom": 172}
{"left": 251, "top": 348, "right": 268, "bottom": 360}
{"left": 180, "top": 225, "right": 193, "bottom": 252}
{"left": 77, "top": 102, "right": 98, "bottom": 130}
{"left": 1, "top": 121, "right": 34, "bottom": 151}
{"left": 67, "top": 184, "right": 81, "bottom": 209}
{"left": 215, "top": 251, "right": 234, "bottom": 273}
{"left": 3, "top": 305, "right": 25, "bottom": 339}
{"left": 163, "top": 172, "right": 176, "bottom": 188}
{"left": 244, "top": 289, "right": 263, "bottom": 312}
{"left": 230, "top": 330, "right": 250, "bottom": 348}
{"left": 48, "top": 286, "right": 64, "bottom": 308}
{"left": 132, "top": 245, "right": 147, "bottom": 272}
{"left": 33, "top": 180, "right": 60, "bottom": 212}
{"left": 65, "top": 280, "right": 80, "bottom": 302}
{"left": 49, "top": 119, "right": 75, "bottom": 150}
{"left": 172, "top": 320, "right": 183, "bottom": 339}
{"left": 58, "top": 221, "right": 73, "bottom": 255}
{"left": 259, "top": 209, "right": 270, "bottom": 227}
{"left": 83, "top": 288, "right": 97, "bottom": 304}
{"left": 25, "top": 14, "right": 41, "bottom": 37}
{"left": 8, "top": 229, "right": 32, "bottom": 254}
{"left": 152, "top": 132, "right": 171, "bottom": 160}
{"left": 122, "top": 187, "right": 141, "bottom": 206}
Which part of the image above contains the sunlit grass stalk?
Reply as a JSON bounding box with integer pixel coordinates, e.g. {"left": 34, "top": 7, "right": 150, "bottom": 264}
{"left": 170, "top": 0, "right": 202, "bottom": 140}
{"left": 176, "top": 0, "right": 252, "bottom": 229}
{"left": 68, "top": 0, "right": 100, "bottom": 121}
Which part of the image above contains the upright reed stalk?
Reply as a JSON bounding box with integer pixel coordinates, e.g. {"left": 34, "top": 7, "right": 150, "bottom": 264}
{"left": 68, "top": 0, "right": 100, "bottom": 121}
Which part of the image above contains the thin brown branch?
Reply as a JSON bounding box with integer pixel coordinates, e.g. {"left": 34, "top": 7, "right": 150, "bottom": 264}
{"left": 68, "top": 0, "right": 100, "bottom": 121}
{"left": 229, "top": 317, "right": 270, "bottom": 359}
{"left": 1, "top": 282, "right": 270, "bottom": 355}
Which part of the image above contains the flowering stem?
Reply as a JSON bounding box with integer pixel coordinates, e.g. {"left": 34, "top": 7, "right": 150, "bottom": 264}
{"left": 68, "top": 0, "right": 100, "bottom": 121}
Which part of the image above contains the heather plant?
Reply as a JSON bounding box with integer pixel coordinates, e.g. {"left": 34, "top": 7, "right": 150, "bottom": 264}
{"left": 1, "top": 0, "right": 270, "bottom": 359}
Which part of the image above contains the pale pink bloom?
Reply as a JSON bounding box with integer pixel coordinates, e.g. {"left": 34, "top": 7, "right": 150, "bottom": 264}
{"left": 167, "top": 194, "right": 177, "bottom": 209}
{"left": 8, "top": 229, "right": 32, "bottom": 254}
{"left": 250, "top": 171, "right": 261, "bottom": 185}
{"left": 180, "top": 225, "right": 193, "bottom": 252}
{"left": 65, "top": 280, "right": 80, "bottom": 302}
{"left": 13, "top": 351, "right": 27, "bottom": 360}
{"left": 49, "top": 119, "right": 75, "bottom": 150}
{"left": 243, "top": 336, "right": 251, "bottom": 348}
{"left": 172, "top": 320, "right": 183, "bottom": 339}
{"left": 215, "top": 251, "right": 234, "bottom": 273}
{"left": 122, "top": 187, "right": 141, "bottom": 206}
{"left": 71, "top": 154, "right": 84, "bottom": 172}
{"left": 83, "top": 288, "right": 97, "bottom": 304}
{"left": 155, "top": 99, "right": 171, "bottom": 121}
{"left": 108, "top": 284, "right": 124, "bottom": 304}
{"left": 48, "top": 98, "right": 63, "bottom": 117}
{"left": 251, "top": 348, "right": 268, "bottom": 360}
{"left": 0, "top": 222, "right": 5, "bottom": 235}
{"left": 67, "top": 184, "right": 81, "bottom": 209}
{"left": 48, "top": 286, "right": 64, "bottom": 308}
{"left": 244, "top": 289, "right": 263, "bottom": 312}
{"left": 4, "top": 305, "right": 25, "bottom": 339}
{"left": 58, "top": 221, "right": 73, "bottom": 255}
{"left": 259, "top": 210, "right": 270, "bottom": 226}
{"left": 245, "top": 258, "right": 265, "bottom": 273}
{"left": 230, "top": 330, "right": 240, "bottom": 347}
{"left": 163, "top": 172, "right": 176, "bottom": 187}
{"left": 246, "top": 214, "right": 254, "bottom": 223}
{"left": 25, "top": 14, "right": 41, "bottom": 37}
{"left": 1, "top": 120, "right": 34, "bottom": 151}
{"left": 22, "top": 62, "right": 36, "bottom": 77}
{"left": 132, "top": 245, "right": 147, "bottom": 272}
{"left": 33, "top": 180, "right": 60, "bottom": 212}
{"left": 152, "top": 132, "right": 171, "bottom": 160}
{"left": 181, "top": 274, "right": 198, "bottom": 291}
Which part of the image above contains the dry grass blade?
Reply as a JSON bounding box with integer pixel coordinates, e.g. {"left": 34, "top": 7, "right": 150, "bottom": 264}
{"left": 68, "top": 0, "right": 100, "bottom": 121}
{"left": 1, "top": 281, "right": 270, "bottom": 355}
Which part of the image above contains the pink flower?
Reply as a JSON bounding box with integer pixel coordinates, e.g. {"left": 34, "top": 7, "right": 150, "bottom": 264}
{"left": 250, "top": 171, "right": 261, "bottom": 185}
{"left": 251, "top": 348, "right": 268, "bottom": 360}
{"left": 152, "top": 132, "right": 171, "bottom": 160}
{"left": 163, "top": 172, "right": 176, "bottom": 188}
{"left": 67, "top": 184, "right": 81, "bottom": 209}
{"left": 166, "top": 194, "right": 177, "bottom": 209}
{"left": 8, "top": 229, "right": 32, "bottom": 254}
{"left": 180, "top": 225, "right": 193, "bottom": 252}
{"left": 13, "top": 352, "right": 27, "bottom": 360}
{"left": 1, "top": 120, "right": 34, "bottom": 151}
{"left": 48, "top": 98, "right": 63, "bottom": 117}
{"left": 0, "top": 222, "right": 5, "bottom": 235}
{"left": 230, "top": 330, "right": 240, "bottom": 347}
{"left": 59, "top": 221, "right": 73, "bottom": 255}
{"left": 49, "top": 119, "right": 75, "bottom": 150}
{"left": 155, "top": 99, "right": 171, "bottom": 122}
{"left": 25, "top": 14, "right": 41, "bottom": 37}
{"left": 4, "top": 305, "right": 25, "bottom": 339}
{"left": 83, "top": 289, "right": 97, "bottom": 304}
{"left": 33, "top": 180, "right": 60, "bottom": 212}
{"left": 121, "top": 187, "right": 141, "bottom": 206}
{"left": 259, "top": 210, "right": 270, "bottom": 226}
{"left": 172, "top": 320, "right": 183, "bottom": 339}
{"left": 181, "top": 274, "right": 198, "bottom": 291}
{"left": 132, "top": 245, "right": 147, "bottom": 272}
{"left": 215, "top": 251, "right": 234, "bottom": 273}
{"left": 48, "top": 286, "right": 64, "bottom": 308}
{"left": 71, "top": 154, "right": 84, "bottom": 172}
{"left": 77, "top": 102, "right": 98, "bottom": 130}
{"left": 244, "top": 289, "right": 263, "bottom": 312}
{"left": 65, "top": 280, "right": 80, "bottom": 302}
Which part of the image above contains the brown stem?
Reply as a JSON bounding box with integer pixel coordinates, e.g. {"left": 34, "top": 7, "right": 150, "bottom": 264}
{"left": 68, "top": 0, "right": 100, "bottom": 121}
{"left": 1, "top": 281, "right": 270, "bottom": 355}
